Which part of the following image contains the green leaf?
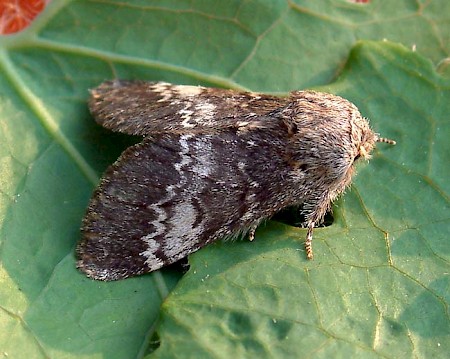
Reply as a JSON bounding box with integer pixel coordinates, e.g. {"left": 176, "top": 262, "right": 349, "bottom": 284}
{"left": 0, "top": 1, "right": 448, "bottom": 358}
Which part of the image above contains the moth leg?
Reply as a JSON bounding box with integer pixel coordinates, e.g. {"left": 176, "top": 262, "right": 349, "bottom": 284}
{"left": 302, "top": 195, "right": 331, "bottom": 260}
{"left": 305, "top": 223, "right": 314, "bottom": 260}
{"left": 248, "top": 225, "right": 257, "bottom": 241}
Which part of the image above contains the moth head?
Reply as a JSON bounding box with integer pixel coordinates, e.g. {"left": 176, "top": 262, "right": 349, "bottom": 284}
{"left": 351, "top": 115, "right": 396, "bottom": 164}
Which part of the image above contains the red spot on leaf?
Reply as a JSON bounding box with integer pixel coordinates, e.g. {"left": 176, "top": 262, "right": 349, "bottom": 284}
{"left": 0, "top": 0, "right": 48, "bottom": 35}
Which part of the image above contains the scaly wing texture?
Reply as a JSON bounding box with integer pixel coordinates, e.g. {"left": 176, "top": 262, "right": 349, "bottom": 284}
{"left": 77, "top": 126, "right": 300, "bottom": 281}
{"left": 88, "top": 80, "right": 291, "bottom": 135}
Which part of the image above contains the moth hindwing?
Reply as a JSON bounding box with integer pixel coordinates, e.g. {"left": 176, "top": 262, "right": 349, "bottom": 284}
{"left": 77, "top": 80, "right": 394, "bottom": 281}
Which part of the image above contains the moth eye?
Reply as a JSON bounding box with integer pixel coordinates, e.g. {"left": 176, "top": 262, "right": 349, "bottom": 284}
{"left": 354, "top": 154, "right": 361, "bottom": 162}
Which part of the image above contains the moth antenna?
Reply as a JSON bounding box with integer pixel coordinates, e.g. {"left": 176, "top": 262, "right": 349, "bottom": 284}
{"left": 376, "top": 137, "right": 396, "bottom": 145}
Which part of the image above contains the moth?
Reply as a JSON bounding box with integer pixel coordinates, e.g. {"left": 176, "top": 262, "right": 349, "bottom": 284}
{"left": 77, "top": 80, "right": 395, "bottom": 281}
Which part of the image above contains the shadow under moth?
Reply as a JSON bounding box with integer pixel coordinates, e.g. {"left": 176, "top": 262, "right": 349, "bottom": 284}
{"left": 76, "top": 80, "right": 395, "bottom": 281}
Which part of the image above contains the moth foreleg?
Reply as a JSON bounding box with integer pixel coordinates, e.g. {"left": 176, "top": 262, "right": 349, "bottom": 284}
{"left": 305, "top": 223, "right": 314, "bottom": 260}
{"left": 302, "top": 195, "right": 332, "bottom": 260}
{"left": 248, "top": 225, "right": 257, "bottom": 241}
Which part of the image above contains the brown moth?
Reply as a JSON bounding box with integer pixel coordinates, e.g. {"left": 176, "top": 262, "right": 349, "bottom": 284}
{"left": 77, "top": 80, "right": 395, "bottom": 281}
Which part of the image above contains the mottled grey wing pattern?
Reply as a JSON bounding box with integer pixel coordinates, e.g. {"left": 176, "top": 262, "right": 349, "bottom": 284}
{"left": 89, "top": 80, "right": 290, "bottom": 135}
{"left": 78, "top": 81, "right": 300, "bottom": 281}
{"left": 77, "top": 126, "right": 300, "bottom": 281}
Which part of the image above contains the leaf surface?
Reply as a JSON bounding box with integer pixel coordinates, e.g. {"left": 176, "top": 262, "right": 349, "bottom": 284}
{"left": 0, "top": 1, "right": 448, "bottom": 358}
